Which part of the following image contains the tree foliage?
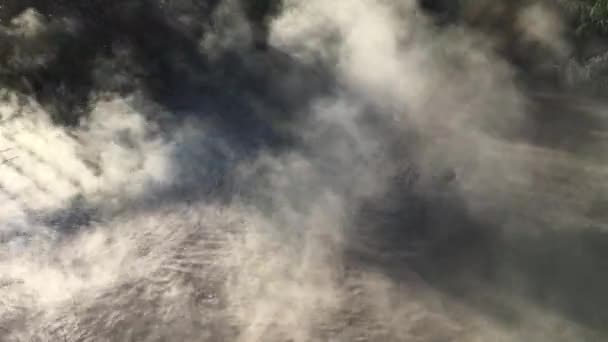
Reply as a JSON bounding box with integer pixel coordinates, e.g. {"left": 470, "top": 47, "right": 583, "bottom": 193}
{"left": 569, "top": 0, "right": 608, "bottom": 34}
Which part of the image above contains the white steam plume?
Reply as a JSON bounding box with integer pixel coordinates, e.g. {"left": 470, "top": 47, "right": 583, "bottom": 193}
{"left": 0, "top": 1, "right": 607, "bottom": 342}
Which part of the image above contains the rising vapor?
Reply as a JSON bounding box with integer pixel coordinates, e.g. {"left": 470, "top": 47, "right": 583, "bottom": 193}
{"left": 0, "top": 1, "right": 607, "bottom": 341}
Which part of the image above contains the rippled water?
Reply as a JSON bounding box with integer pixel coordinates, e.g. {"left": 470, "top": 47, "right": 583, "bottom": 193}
{"left": 1, "top": 1, "right": 608, "bottom": 341}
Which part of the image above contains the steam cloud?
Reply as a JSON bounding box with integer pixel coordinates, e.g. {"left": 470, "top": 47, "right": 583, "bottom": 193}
{"left": 0, "top": 1, "right": 607, "bottom": 341}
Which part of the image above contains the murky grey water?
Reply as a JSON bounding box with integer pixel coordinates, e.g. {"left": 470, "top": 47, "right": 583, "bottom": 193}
{"left": 1, "top": 1, "right": 608, "bottom": 341}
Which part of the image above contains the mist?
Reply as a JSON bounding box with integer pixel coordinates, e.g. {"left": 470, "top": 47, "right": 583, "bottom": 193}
{"left": 0, "top": 1, "right": 607, "bottom": 341}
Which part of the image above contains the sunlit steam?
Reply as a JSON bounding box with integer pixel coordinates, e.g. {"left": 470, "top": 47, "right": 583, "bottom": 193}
{"left": 1, "top": 1, "right": 607, "bottom": 341}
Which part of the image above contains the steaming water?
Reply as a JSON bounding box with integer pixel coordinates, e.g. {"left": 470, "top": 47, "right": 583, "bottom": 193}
{"left": 1, "top": 1, "right": 608, "bottom": 341}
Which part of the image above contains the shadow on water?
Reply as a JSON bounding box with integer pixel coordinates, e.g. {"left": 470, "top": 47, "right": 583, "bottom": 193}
{"left": 0, "top": 1, "right": 339, "bottom": 241}
{"left": 1, "top": 0, "right": 218, "bottom": 125}
{"left": 0, "top": 0, "right": 313, "bottom": 140}
{"left": 349, "top": 166, "right": 608, "bottom": 338}
{"left": 0, "top": 0, "right": 333, "bottom": 205}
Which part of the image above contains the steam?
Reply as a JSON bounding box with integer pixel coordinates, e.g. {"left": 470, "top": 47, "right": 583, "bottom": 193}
{"left": 517, "top": 2, "right": 569, "bottom": 56}
{"left": 0, "top": 1, "right": 607, "bottom": 341}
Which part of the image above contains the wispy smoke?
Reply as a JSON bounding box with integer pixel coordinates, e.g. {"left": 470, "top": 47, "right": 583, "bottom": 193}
{"left": 0, "top": 1, "right": 607, "bottom": 341}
